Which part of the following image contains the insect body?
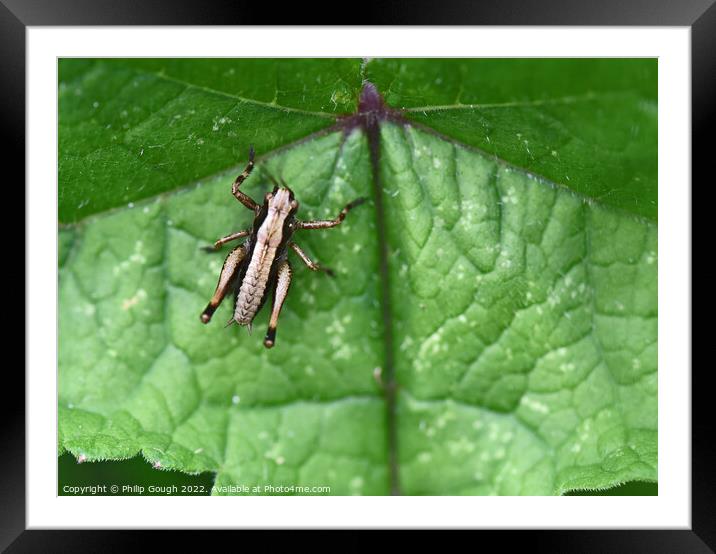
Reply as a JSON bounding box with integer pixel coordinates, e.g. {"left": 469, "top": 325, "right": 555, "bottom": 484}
{"left": 201, "top": 146, "right": 365, "bottom": 348}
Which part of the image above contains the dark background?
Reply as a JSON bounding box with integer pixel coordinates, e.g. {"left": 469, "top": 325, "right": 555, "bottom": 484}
{"left": 57, "top": 452, "right": 657, "bottom": 496}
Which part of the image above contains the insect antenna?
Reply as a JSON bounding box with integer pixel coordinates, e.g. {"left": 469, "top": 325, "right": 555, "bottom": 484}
{"left": 260, "top": 167, "right": 282, "bottom": 189}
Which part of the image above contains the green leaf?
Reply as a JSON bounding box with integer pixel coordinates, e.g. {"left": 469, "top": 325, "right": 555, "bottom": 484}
{"left": 59, "top": 59, "right": 656, "bottom": 496}
{"left": 60, "top": 131, "right": 389, "bottom": 494}
{"left": 59, "top": 58, "right": 362, "bottom": 223}
{"left": 381, "top": 123, "right": 656, "bottom": 494}
{"left": 366, "top": 59, "right": 657, "bottom": 220}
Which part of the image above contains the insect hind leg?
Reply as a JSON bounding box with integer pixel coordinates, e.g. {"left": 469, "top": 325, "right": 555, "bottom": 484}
{"left": 264, "top": 260, "right": 292, "bottom": 348}
{"left": 201, "top": 244, "right": 246, "bottom": 323}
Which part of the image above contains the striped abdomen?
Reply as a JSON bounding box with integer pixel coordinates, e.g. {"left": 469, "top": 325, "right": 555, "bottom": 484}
{"left": 233, "top": 242, "right": 275, "bottom": 325}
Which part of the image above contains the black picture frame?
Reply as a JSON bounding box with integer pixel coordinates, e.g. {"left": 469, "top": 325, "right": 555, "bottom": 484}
{"left": 7, "top": 1, "right": 706, "bottom": 549}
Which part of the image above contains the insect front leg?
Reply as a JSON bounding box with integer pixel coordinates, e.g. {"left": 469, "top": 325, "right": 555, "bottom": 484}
{"left": 297, "top": 197, "right": 366, "bottom": 230}
{"left": 201, "top": 244, "right": 247, "bottom": 323}
{"left": 264, "top": 260, "right": 292, "bottom": 349}
{"left": 289, "top": 242, "right": 334, "bottom": 276}
{"left": 202, "top": 229, "right": 250, "bottom": 252}
{"left": 231, "top": 145, "right": 260, "bottom": 212}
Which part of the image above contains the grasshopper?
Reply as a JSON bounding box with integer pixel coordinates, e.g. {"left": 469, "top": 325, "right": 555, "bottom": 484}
{"left": 200, "top": 146, "right": 365, "bottom": 348}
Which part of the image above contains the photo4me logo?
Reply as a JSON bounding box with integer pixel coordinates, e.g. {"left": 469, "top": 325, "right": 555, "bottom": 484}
{"left": 211, "top": 484, "right": 332, "bottom": 495}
